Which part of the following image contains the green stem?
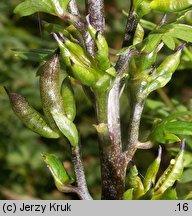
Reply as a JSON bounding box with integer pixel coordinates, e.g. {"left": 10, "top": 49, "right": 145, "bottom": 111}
{"left": 140, "top": 19, "right": 156, "bottom": 30}
{"left": 95, "top": 90, "right": 108, "bottom": 123}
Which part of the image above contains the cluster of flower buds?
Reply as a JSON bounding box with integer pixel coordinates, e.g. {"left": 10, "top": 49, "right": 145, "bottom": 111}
{"left": 53, "top": 15, "right": 116, "bottom": 93}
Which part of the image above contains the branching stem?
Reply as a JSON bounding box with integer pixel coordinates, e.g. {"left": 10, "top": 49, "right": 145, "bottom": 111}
{"left": 71, "top": 145, "right": 92, "bottom": 200}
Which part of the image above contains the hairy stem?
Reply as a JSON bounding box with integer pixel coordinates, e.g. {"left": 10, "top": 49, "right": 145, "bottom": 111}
{"left": 68, "top": 0, "right": 94, "bottom": 56}
{"left": 115, "top": 8, "right": 139, "bottom": 75}
{"left": 67, "top": 0, "right": 85, "bottom": 32}
{"left": 68, "top": 0, "right": 80, "bottom": 16}
{"left": 127, "top": 100, "right": 144, "bottom": 149}
{"left": 125, "top": 97, "right": 145, "bottom": 162}
{"left": 85, "top": 0, "right": 105, "bottom": 35}
{"left": 85, "top": 0, "right": 105, "bottom": 55}
{"left": 71, "top": 145, "right": 92, "bottom": 200}
{"left": 59, "top": 184, "right": 90, "bottom": 200}
{"left": 95, "top": 90, "right": 125, "bottom": 199}
{"left": 122, "top": 10, "right": 139, "bottom": 47}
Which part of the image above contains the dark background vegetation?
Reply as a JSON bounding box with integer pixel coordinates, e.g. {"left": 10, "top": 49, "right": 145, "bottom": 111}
{"left": 0, "top": 0, "right": 192, "bottom": 199}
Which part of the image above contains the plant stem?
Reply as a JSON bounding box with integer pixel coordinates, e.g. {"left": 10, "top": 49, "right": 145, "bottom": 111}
{"left": 67, "top": 0, "right": 85, "bottom": 33}
{"left": 127, "top": 100, "right": 144, "bottom": 149}
{"left": 85, "top": 0, "right": 126, "bottom": 199}
{"left": 108, "top": 78, "right": 122, "bottom": 155}
{"left": 71, "top": 145, "right": 92, "bottom": 200}
{"left": 85, "top": 0, "right": 105, "bottom": 35}
{"left": 125, "top": 97, "right": 145, "bottom": 161}
{"left": 115, "top": 6, "right": 139, "bottom": 75}
{"left": 122, "top": 10, "right": 139, "bottom": 47}
{"left": 94, "top": 90, "right": 125, "bottom": 199}
{"left": 59, "top": 184, "right": 91, "bottom": 200}
{"left": 68, "top": 0, "right": 94, "bottom": 56}
{"left": 85, "top": 0, "right": 105, "bottom": 55}
{"left": 68, "top": 0, "right": 80, "bottom": 16}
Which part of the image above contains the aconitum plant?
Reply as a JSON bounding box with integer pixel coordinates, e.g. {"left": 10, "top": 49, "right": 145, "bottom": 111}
{"left": 4, "top": 0, "right": 192, "bottom": 199}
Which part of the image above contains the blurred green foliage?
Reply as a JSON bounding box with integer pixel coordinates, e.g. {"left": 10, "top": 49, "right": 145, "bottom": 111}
{"left": 0, "top": 0, "right": 192, "bottom": 200}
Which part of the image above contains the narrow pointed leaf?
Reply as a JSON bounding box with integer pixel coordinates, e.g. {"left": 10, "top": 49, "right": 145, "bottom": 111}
{"left": 162, "top": 35, "right": 176, "bottom": 50}
{"left": 14, "top": 0, "right": 70, "bottom": 18}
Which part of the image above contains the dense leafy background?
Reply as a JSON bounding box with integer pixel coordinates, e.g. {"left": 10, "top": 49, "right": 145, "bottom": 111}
{"left": 0, "top": 0, "right": 192, "bottom": 199}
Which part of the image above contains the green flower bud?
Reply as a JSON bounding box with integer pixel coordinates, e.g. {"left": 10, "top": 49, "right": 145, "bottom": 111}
{"left": 42, "top": 153, "right": 73, "bottom": 190}
{"left": 54, "top": 33, "right": 114, "bottom": 92}
{"left": 59, "top": 33, "right": 93, "bottom": 67}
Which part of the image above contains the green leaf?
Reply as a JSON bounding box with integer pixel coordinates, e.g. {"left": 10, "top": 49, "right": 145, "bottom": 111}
{"left": 164, "top": 133, "right": 180, "bottom": 143}
{"left": 42, "top": 22, "right": 80, "bottom": 43}
{"left": 166, "top": 24, "right": 192, "bottom": 43}
{"left": 153, "top": 146, "right": 184, "bottom": 197}
{"left": 42, "top": 21, "right": 69, "bottom": 35}
{"left": 163, "top": 111, "right": 192, "bottom": 122}
{"left": 116, "top": 47, "right": 129, "bottom": 56}
{"left": 12, "top": 49, "right": 53, "bottom": 62}
{"left": 180, "top": 169, "right": 192, "bottom": 183}
{"left": 184, "top": 192, "right": 192, "bottom": 200}
{"left": 139, "top": 33, "right": 163, "bottom": 53}
{"left": 140, "top": 23, "right": 192, "bottom": 51}
{"left": 165, "top": 121, "right": 192, "bottom": 135}
{"left": 183, "top": 151, "right": 192, "bottom": 168}
{"left": 14, "top": 0, "right": 70, "bottom": 18}
{"left": 150, "top": 112, "right": 192, "bottom": 144}
{"left": 150, "top": 122, "right": 180, "bottom": 144}
{"left": 162, "top": 35, "right": 175, "bottom": 50}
